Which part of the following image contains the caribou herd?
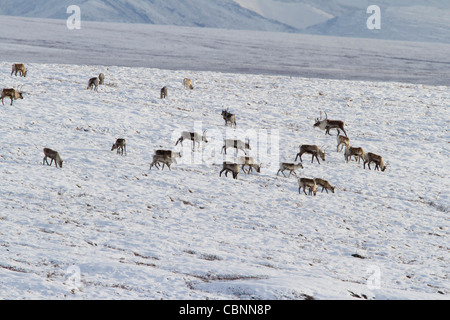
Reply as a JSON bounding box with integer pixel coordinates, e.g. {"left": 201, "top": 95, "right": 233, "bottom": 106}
{"left": 3, "top": 63, "right": 387, "bottom": 197}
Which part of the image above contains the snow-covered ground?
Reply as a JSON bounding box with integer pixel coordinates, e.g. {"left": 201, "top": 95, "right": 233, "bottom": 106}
{"left": 1, "top": 15, "right": 450, "bottom": 87}
{"left": 0, "top": 60, "right": 448, "bottom": 299}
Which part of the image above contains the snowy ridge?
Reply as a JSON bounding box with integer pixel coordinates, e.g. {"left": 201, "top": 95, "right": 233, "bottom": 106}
{"left": 0, "top": 60, "right": 448, "bottom": 299}
{"left": 236, "top": 0, "right": 450, "bottom": 43}
{"left": 233, "top": 0, "right": 333, "bottom": 30}
{"left": 304, "top": 5, "right": 450, "bottom": 43}
{"left": 0, "top": 0, "right": 297, "bottom": 32}
{"left": 1, "top": 0, "right": 450, "bottom": 42}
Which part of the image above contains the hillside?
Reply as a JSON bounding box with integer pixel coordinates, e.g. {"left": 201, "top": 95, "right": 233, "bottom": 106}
{"left": 304, "top": 4, "right": 450, "bottom": 43}
{"left": 236, "top": 0, "right": 450, "bottom": 43}
{"left": 0, "top": 0, "right": 297, "bottom": 32}
{"left": 0, "top": 60, "right": 448, "bottom": 299}
{"left": 1, "top": 0, "right": 449, "bottom": 43}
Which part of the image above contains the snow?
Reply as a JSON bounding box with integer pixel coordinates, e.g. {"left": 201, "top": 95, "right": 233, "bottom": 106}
{"left": 0, "top": 7, "right": 448, "bottom": 300}
{"left": 1, "top": 15, "right": 450, "bottom": 87}
{"left": 1, "top": 0, "right": 450, "bottom": 43}
{"left": 304, "top": 4, "right": 450, "bottom": 44}
{"left": 0, "top": 0, "right": 297, "bottom": 32}
{"left": 233, "top": 0, "right": 333, "bottom": 30}
{"left": 235, "top": 0, "right": 450, "bottom": 43}
{"left": 0, "top": 59, "right": 448, "bottom": 299}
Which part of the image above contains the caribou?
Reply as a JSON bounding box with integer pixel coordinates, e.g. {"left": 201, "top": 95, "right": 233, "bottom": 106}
{"left": 43, "top": 148, "right": 63, "bottom": 168}
{"left": 98, "top": 73, "right": 105, "bottom": 85}
{"left": 314, "top": 111, "right": 347, "bottom": 137}
{"left": 149, "top": 154, "right": 175, "bottom": 170}
{"left": 219, "top": 162, "right": 239, "bottom": 179}
{"left": 221, "top": 109, "right": 236, "bottom": 128}
{"left": 87, "top": 77, "right": 99, "bottom": 91}
{"left": 344, "top": 146, "right": 365, "bottom": 163}
{"left": 238, "top": 156, "right": 261, "bottom": 174}
{"left": 222, "top": 139, "right": 250, "bottom": 155}
{"left": 298, "top": 178, "right": 317, "bottom": 196}
{"left": 183, "top": 78, "right": 194, "bottom": 89}
{"left": 277, "top": 162, "right": 303, "bottom": 177}
{"left": 155, "top": 149, "right": 181, "bottom": 159}
{"left": 336, "top": 134, "right": 350, "bottom": 152}
{"left": 1, "top": 88, "right": 23, "bottom": 105}
{"left": 175, "top": 130, "right": 208, "bottom": 151}
{"left": 363, "top": 152, "right": 387, "bottom": 171}
{"left": 160, "top": 86, "right": 168, "bottom": 99}
{"left": 295, "top": 145, "right": 326, "bottom": 164}
{"left": 11, "top": 63, "right": 27, "bottom": 77}
{"left": 152, "top": 150, "right": 181, "bottom": 168}
{"left": 111, "top": 138, "right": 127, "bottom": 155}
{"left": 314, "top": 178, "right": 335, "bottom": 194}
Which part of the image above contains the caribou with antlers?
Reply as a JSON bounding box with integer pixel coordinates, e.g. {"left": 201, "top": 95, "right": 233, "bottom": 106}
{"left": 314, "top": 111, "right": 347, "bottom": 137}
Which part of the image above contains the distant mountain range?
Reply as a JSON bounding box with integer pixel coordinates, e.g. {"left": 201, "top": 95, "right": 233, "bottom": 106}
{"left": 1, "top": 0, "right": 449, "bottom": 43}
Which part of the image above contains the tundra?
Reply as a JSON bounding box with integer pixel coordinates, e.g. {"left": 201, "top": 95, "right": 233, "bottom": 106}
{"left": 160, "top": 86, "right": 168, "bottom": 99}
{"left": 336, "top": 134, "right": 350, "bottom": 152}
{"left": 183, "top": 78, "right": 194, "bottom": 89}
{"left": 149, "top": 154, "right": 174, "bottom": 170}
{"left": 87, "top": 77, "right": 99, "bottom": 91}
{"left": 221, "top": 109, "right": 236, "bottom": 128}
{"left": 344, "top": 146, "right": 365, "bottom": 163}
{"left": 111, "top": 138, "right": 127, "bottom": 155}
{"left": 363, "top": 152, "right": 387, "bottom": 171}
{"left": 298, "top": 178, "right": 317, "bottom": 196}
{"left": 11, "top": 63, "right": 27, "bottom": 77}
{"left": 314, "top": 111, "right": 347, "bottom": 137}
{"left": 43, "top": 148, "right": 63, "bottom": 168}
{"left": 222, "top": 139, "right": 250, "bottom": 155}
{"left": 175, "top": 130, "right": 208, "bottom": 151}
{"left": 295, "top": 145, "right": 326, "bottom": 164}
{"left": 1, "top": 88, "right": 23, "bottom": 105}
{"left": 238, "top": 156, "right": 260, "bottom": 174}
{"left": 277, "top": 162, "right": 303, "bottom": 177}
{"left": 314, "top": 178, "right": 335, "bottom": 193}
{"left": 219, "top": 162, "right": 239, "bottom": 179}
